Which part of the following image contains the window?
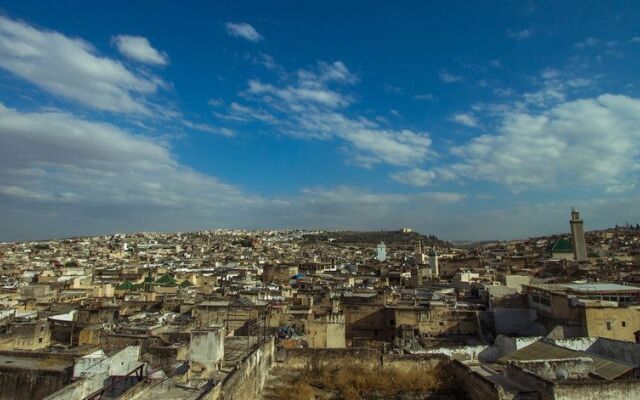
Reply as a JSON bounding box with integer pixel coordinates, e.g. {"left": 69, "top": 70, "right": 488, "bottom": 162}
{"left": 622, "top": 321, "right": 627, "bottom": 327}
{"left": 606, "top": 322, "right": 612, "bottom": 330}
{"left": 540, "top": 294, "right": 551, "bottom": 306}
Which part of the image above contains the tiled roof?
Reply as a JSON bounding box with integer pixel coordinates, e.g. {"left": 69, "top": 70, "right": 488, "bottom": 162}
{"left": 500, "top": 340, "right": 633, "bottom": 380}
{"left": 552, "top": 238, "right": 573, "bottom": 253}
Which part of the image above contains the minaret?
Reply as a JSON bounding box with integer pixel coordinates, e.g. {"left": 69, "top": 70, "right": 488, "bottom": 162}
{"left": 376, "top": 242, "right": 386, "bottom": 262}
{"left": 570, "top": 208, "right": 587, "bottom": 262}
{"left": 414, "top": 241, "right": 424, "bottom": 264}
{"left": 429, "top": 247, "right": 439, "bottom": 277}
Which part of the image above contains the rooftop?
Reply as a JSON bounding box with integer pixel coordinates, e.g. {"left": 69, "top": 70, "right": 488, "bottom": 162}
{"left": 564, "top": 283, "right": 640, "bottom": 293}
{"left": 500, "top": 340, "right": 634, "bottom": 380}
{"left": 0, "top": 355, "right": 72, "bottom": 372}
{"left": 551, "top": 238, "right": 573, "bottom": 253}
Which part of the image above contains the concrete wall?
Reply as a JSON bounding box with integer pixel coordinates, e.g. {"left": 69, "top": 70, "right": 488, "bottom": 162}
{"left": 585, "top": 306, "right": 640, "bottom": 342}
{"left": 0, "top": 364, "right": 71, "bottom": 400}
{"left": 190, "top": 327, "right": 225, "bottom": 378}
{"left": 146, "top": 343, "right": 189, "bottom": 372}
{"left": 445, "top": 360, "right": 507, "bottom": 400}
{"left": 424, "top": 344, "right": 495, "bottom": 363}
{"left": 304, "top": 315, "right": 346, "bottom": 348}
{"left": 46, "top": 346, "right": 142, "bottom": 400}
{"left": 422, "top": 335, "right": 542, "bottom": 363}
{"left": 504, "top": 364, "right": 555, "bottom": 400}
{"left": 495, "top": 335, "right": 542, "bottom": 358}
{"left": 343, "top": 303, "right": 389, "bottom": 342}
{"left": 493, "top": 308, "right": 540, "bottom": 335}
{"left": 554, "top": 379, "right": 640, "bottom": 400}
{"left": 511, "top": 358, "right": 593, "bottom": 381}
{"left": 551, "top": 337, "right": 598, "bottom": 352}
{"left": 503, "top": 275, "right": 531, "bottom": 292}
{"left": 586, "top": 337, "right": 640, "bottom": 366}
{"left": 214, "top": 337, "right": 274, "bottom": 400}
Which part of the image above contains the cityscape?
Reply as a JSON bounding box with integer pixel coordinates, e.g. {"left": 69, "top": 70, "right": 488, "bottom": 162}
{"left": 1, "top": 2, "right": 640, "bottom": 400}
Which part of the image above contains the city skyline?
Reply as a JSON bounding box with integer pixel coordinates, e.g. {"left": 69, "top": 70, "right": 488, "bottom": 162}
{"left": 1, "top": 1, "right": 640, "bottom": 242}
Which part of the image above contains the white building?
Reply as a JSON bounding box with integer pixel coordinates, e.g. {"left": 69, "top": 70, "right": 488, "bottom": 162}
{"left": 376, "top": 242, "right": 386, "bottom": 262}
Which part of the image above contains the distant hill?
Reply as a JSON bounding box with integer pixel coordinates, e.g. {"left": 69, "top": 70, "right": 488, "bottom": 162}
{"left": 302, "top": 230, "right": 447, "bottom": 248}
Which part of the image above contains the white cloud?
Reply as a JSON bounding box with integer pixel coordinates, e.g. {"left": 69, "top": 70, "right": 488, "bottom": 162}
{"left": 225, "top": 22, "right": 263, "bottom": 42}
{"left": 507, "top": 28, "right": 533, "bottom": 40}
{"left": 574, "top": 37, "right": 618, "bottom": 49}
{"left": 214, "top": 102, "right": 278, "bottom": 124}
{"left": 451, "top": 112, "right": 478, "bottom": 127}
{"left": 181, "top": 120, "right": 235, "bottom": 137}
{"left": 413, "top": 93, "right": 435, "bottom": 101}
{"left": 0, "top": 102, "right": 461, "bottom": 240}
{"left": 487, "top": 69, "right": 593, "bottom": 110}
{"left": 605, "top": 183, "right": 635, "bottom": 194}
{"left": 0, "top": 15, "right": 164, "bottom": 114}
{"left": 309, "top": 61, "right": 358, "bottom": 84}
{"left": 269, "top": 186, "right": 464, "bottom": 230}
{"left": 207, "top": 98, "right": 224, "bottom": 107}
{"left": 449, "top": 94, "right": 640, "bottom": 190}
{"left": 219, "top": 60, "right": 432, "bottom": 167}
{"left": 251, "top": 52, "right": 280, "bottom": 71}
{"left": 0, "top": 102, "right": 265, "bottom": 238}
{"left": 383, "top": 84, "right": 404, "bottom": 94}
{"left": 494, "top": 88, "right": 515, "bottom": 97}
{"left": 112, "top": 35, "right": 169, "bottom": 66}
{"left": 391, "top": 168, "right": 437, "bottom": 187}
{"left": 439, "top": 71, "right": 461, "bottom": 83}
{"left": 247, "top": 79, "right": 352, "bottom": 109}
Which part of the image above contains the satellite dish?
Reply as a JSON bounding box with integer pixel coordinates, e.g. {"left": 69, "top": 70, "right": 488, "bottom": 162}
{"left": 556, "top": 369, "right": 568, "bottom": 381}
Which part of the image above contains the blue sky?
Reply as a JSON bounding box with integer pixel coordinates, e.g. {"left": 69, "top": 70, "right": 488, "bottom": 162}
{"left": 0, "top": 1, "right": 639, "bottom": 241}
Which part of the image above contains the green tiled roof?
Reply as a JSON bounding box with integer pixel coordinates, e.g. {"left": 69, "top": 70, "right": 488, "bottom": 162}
{"left": 155, "top": 274, "right": 177, "bottom": 286}
{"left": 179, "top": 280, "right": 193, "bottom": 288}
{"left": 116, "top": 280, "right": 134, "bottom": 290}
{"left": 552, "top": 238, "right": 573, "bottom": 253}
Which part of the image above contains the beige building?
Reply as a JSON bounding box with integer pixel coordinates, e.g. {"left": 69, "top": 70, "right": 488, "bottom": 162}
{"left": 526, "top": 283, "right": 640, "bottom": 341}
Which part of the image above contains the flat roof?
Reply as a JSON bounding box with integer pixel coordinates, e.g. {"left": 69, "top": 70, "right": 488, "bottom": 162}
{"left": 564, "top": 283, "right": 640, "bottom": 293}
{"left": 528, "top": 283, "right": 640, "bottom": 294}
{"left": 0, "top": 355, "right": 72, "bottom": 372}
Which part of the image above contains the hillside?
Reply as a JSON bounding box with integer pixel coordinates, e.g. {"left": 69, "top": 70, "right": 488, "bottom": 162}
{"left": 302, "top": 230, "right": 447, "bottom": 248}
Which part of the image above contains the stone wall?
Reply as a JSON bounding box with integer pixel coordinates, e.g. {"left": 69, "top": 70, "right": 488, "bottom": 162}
{"left": 424, "top": 344, "right": 495, "bottom": 363}
{"left": 382, "top": 353, "right": 448, "bottom": 370}
{"left": 274, "top": 347, "right": 449, "bottom": 374}
{"left": 275, "top": 347, "right": 381, "bottom": 370}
